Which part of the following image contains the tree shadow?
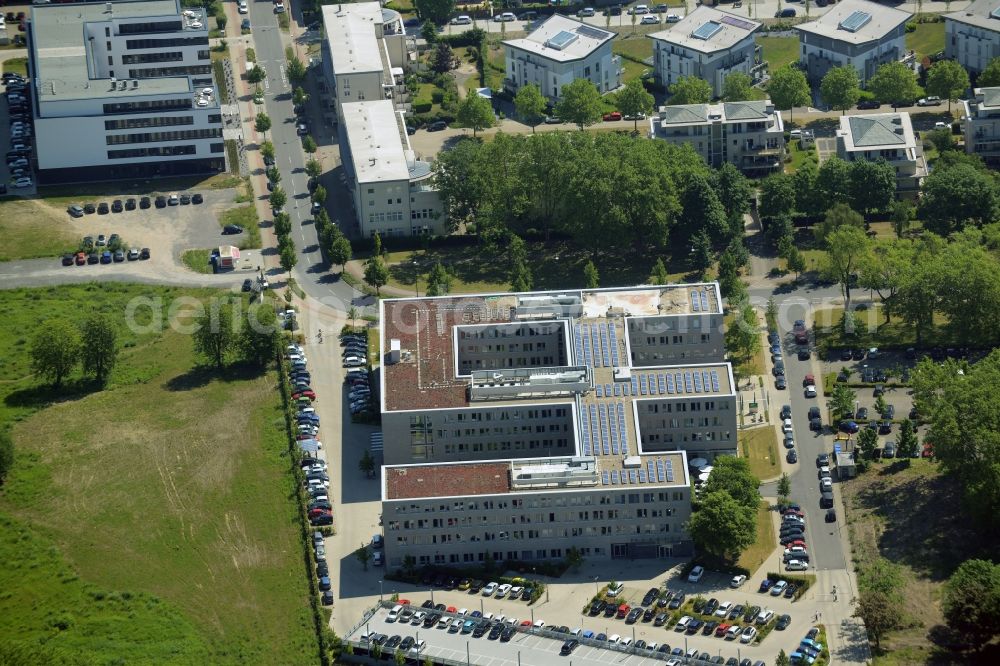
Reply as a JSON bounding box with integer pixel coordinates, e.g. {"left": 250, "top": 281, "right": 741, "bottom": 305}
{"left": 4, "top": 379, "right": 104, "bottom": 409}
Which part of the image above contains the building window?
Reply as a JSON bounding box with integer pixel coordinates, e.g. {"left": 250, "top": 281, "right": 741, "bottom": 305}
{"left": 107, "top": 145, "right": 197, "bottom": 159}
{"left": 119, "top": 20, "right": 184, "bottom": 35}
{"left": 102, "top": 98, "right": 193, "bottom": 115}
{"left": 211, "top": 142, "right": 225, "bottom": 153}
{"left": 106, "top": 128, "right": 223, "bottom": 145}
{"left": 125, "top": 36, "right": 209, "bottom": 49}
{"left": 122, "top": 51, "right": 183, "bottom": 64}
{"left": 104, "top": 115, "right": 195, "bottom": 130}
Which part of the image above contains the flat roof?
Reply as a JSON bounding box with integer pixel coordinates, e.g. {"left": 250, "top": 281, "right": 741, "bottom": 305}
{"left": 976, "top": 86, "right": 1000, "bottom": 108}
{"left": 342, "top": 100, "right": 410, "bottom": 183}
{"left": 946, "top": 0, "right": 1000, "bottom": 32}
{"left": 648, "top": 6, "right": 760, "bottom": 54}
{"left": 321, "top": 2, "right": 385, "bottom": 76}
{"left": 32, "top": 0, "right": 198, "bottom": 102}
{"left": 385, "top": 461, "right": 511, "bottom": 500}
{"left": 839, "top": 112, "right": 916, "bottom": 150}
{"left": 503, "top": 14, "right": 613, "bottom": 63}
{"left": 796, "top": 0, "right": 911, "bottom": 45}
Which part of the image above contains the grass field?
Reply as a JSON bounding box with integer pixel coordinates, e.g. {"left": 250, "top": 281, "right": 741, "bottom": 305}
{"left": 738, "top": 500, "right": 777, "bottom": 574}
{"left": 812, "top": 304, "right": 954, "bottom": 353}
{"left": 758, "top": 36, "right": 799, "bottom": 73}
{"left": 0, "top": 284, "right": 317, "bottom": 663}
{"left": 906, "top": 22, "right": 945, "bottom": 61}
{"left": 0, "top": 198, "right": 80, "bottom": 262}
{"left": 739, "top": 426, "right": 781, "bottom": 481}
{"left": 39, "top": 173, "right": 244, "bottom": 204}
{"left": 2, "top": 56, "right": 27, "bottom": 76}
{"left": 613, "top": 37, "right": 653, "bottom": 64}
{"left": 785, "top": 139, "right": 818, "bottom": 174}
{"left": 182, "top": 248, "right": 214, "bottom": 273}
{"left": 219, "top": 204, "right": 261, "bottom": 250}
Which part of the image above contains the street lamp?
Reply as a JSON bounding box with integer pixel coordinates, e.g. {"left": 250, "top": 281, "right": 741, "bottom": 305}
{"left": 594, "top": 576, "right": 599, "bottom": 595}
{"left": 413, "top": 260, "right": 419, "bottom": 296}
{"left": 378, "top": 580, "right": 384, "bottom": 603}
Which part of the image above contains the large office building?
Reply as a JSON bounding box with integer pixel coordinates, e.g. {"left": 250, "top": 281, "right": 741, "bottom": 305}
{"left": 28, "top": 0, "right": 225, "bottom": 184}
{"left": 649, "top": 100, "right": 784, "bottom": 174}
{"left": 502, "top": 15, "right": 620, "bottom": 102}
{"left": 945, "top": 0, "right": 1000, "bottom": 77}
{"left": 796, "top": 0, "right": 911, "bottom": 84}
{"left": 835, "top": 112, "right": 927, "bottom": 195}
{"left": 340, "top": 100, "right": 442, "bottom": 238}
{"left": 649, "top": 7, "right": 761, "bottom": 99}
{"left": 320, "top": 2, "right": 413, "bottom": 119}
{"left": 963, "top": 87, "right": 1000, "bottom": 165}
{"left": 377, "top": 285, "right": 737, "bottom": 568}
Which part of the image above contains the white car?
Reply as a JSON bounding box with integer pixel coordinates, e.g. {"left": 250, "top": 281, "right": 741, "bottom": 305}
{"left": 509, "top": 585, "right": 523, "bottom": 597}
{"left": 577, "top": 7, "right": 595, "bottom": 16}
{"left": 343, "top": 356, "right": 367, "bottom": 367}
{"left": 688, "top": 565, "right": 704, "bottom": 582}
{"left": 782, "top": 419, "right": 793, "bottom": 433}
{"left": 640, "top": 14, "right": 660, "bottom": 24}
{"left": 273, "top": 0, "right": 285, "bottom": 13}
{"left": 482, "top": 582, "right": 498, "bottom": 596}
{"left": 740, "top": 625, "right": 757, "bottom": 643}
{"left": 496, "top": 583, "right": 512, "bottom": 598}
{"left": 756, "top": 609, "right": 774, "bottom": 625}
{"left": 665, "top": 13, "right": 681, "bottom": 22}
{"left": 457, "top": 608, "right": 468, "bottom": 616}
{"left": 450, "top": 14, "right": 472, "bottom": 24}
{"left": 409, "top": 639, "right": 426, "bottom": 654}
{"left": 674, "top": 616, "right": 692, "bottom": 631}
{"left": 410, "top": 611, "right": 425, "bottom": 625}
{"left": 387, "top": 604, "right": 403, "bottom": 622}
{"left": 820, "top": 477, "right": 833, "bottom": 491}
{"left": 533, "top": 619, "right": 545, "bottom": 628}
{"left": 620, "top": 637, "right": 633, "bottom": 647}
{"left": 630, "top": 4, "right": 649, "bottom": 14}
{"left": 714, "top": 601, "right": 733, "bottom": 617}
{"left": 726, "top": 625, "right": 741, "bottom": 640}
{"left": 786, "top": 559, "right": 809, "bottom": 571}
{"left": 804, "top": 385, "right": 817, "bottom": 398}
{"left": 492, "top": 11, "right": 516, "bottom": 21}
{"left": 608, "top": 634, "right": 621, "bottom": 644}
{"left": 730, "top": 574, "right": 747, "bottom": 588}
{"left": 13, "top": 177, "right": 33, "bottom": 188}
{"left": 238, "top": 0, "right": 248, "bottom": 12}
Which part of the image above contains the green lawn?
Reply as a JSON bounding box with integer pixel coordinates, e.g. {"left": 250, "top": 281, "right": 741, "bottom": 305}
{"left": 738, "top": 501, "right": 777, "bottom": 574}
{"left": 757, "top": 36, "right": 799, "bottom": 73}
{"left": 739, "top": 427, "right": 781, "bottom": 481}
{"left": 2, "top": 57, "right": 27, "bottom": 76}
{"left": 0, "top": 284, "right": 317, "bottom": 663}
{"left": 613, "top": 37, "right": 652, "bottom": 64}
{"left": 219, "top": 204, "right": 261, "bottom": 250}
{"left": 182, "top": 248, "right": 214, "bottom": 273}
{"left": 0, "top": 198, "right": 80, "bottom": 262}
{"left": 906, "top": 21, "right": 945, "bottom": 61}
{"left": 785, "top": 139, "right": 818, "bottom": 174}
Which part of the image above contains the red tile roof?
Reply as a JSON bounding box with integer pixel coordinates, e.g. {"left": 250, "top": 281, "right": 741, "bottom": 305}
{"left": 386, "top": 462, "right": 511, "bottom": 500}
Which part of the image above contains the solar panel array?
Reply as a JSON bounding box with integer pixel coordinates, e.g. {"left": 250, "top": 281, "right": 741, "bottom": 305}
{"left": 720, "top": 14, "right": 755, "bottom": 31}
{"left": 582, "top": 401, "right": 634, "bottom": 457}
{"left": 690, "top": 289, "right": 710, "bottom": 312}
{"left": 607, "top": 323, "right": 621, "bottom": 366}
{"left": 599, "top": 457, "right": 677, "bottom": 485}
{"left": 576, "top": 24, "right": 611, "bottom": 40}
{"left": 631, "top": 369, "right": 722, "bottom": 396}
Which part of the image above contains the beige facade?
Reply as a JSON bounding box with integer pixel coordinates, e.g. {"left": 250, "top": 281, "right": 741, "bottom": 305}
{"left": 835, "top": 112, "right": 927, "bottom": 195}
{"left": 649, "top": 100, "right": 785, "bottom": 174}
{"left": 963, "top": 87, "right": 1000, "bottom": 166}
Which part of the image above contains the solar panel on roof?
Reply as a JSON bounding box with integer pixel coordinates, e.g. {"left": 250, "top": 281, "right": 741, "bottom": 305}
{"left": 711, "top": 370, "right": 720, "bottom": 392}
{"left": 602, "top": 471, "right": 609, "bottom": 485}
{"left": 611, "top": 469, "right": 619, "bottom": 484}
{"left": 617, "top": 403, "right": 628, "bottom": 455}
{"left": 638, "top": 470, "right": 646, "bottom": 483}
{"left": 720, "top": 14, "right": 755, "bottom": 31}
{"left": 576, "top": 24, "right": 611, "bottom": 40}
{"left": 839, "top": 10, "right": 872, "bottom": 33}
{"left": 647, "top": 460, "right": 656, "bottom": 482}
{"left": 656, "top": 460, "right": 666, "bottom": 482}
{"left": 693, "top": 373, "right": 702, "bottom": 393}
{"left": 690, "top": 289, "right": 700, "bottom": 312}
{"left": 629, "top": 470, "right": 638, "bottom": 484}
{"left": 674, "top": 373, "right": 683, "bottom": 394}
{"left": 700, "top": 291, "right": 708, "bottom": 312}
{"left": 648, "top": 375, "right": 657, "bottom": 395}
{"left": 595, "top": 384, "right": 602, "bottom": 398}
{"left": 666, "top": 374, "right": 674, "bottom": 394}
{"left": 692, "top": 20, "right": 723, "bottom": 41}
{"left": 614, "top": 384, "right": 621, "bottom": 397}
{"left": 605, "top": 383, "right": 611, "bottom": 396}
{"left": 658, "top": 374, "right": 666, "bottom": 394}
{"left": 685, "top": 372, "right": 693, "bottom": 393}
{"left": 640, "top": 374, "right": 647, "bottom": 396}
{"left": 665, "top": 459, "right": 674, "bottom": 482}
{"left": 631, "top": 376, "right": 639, "bottom": 395}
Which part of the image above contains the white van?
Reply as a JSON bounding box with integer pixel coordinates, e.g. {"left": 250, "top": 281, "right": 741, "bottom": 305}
{"left": 450, "top": 14, "right": 472, "bottom": 24}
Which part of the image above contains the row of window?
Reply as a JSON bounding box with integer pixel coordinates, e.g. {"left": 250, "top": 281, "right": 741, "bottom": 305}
{"left": 440, "top": 407, "right": 570, "bottom": 422}
{"left": 440, "top": 424, "right": 571, "bottom": 438}
{"left": 631, "top": 317, "right": 721, "bottom": 334}
{"left": 107, "top": 143, "right": 223, "bottom": 160}
{"left": 367, "top": 211, "right": 405, "bottom": 224}
{"left": 644, "top": 430, "right": 733, "bottom": 443}
{"left": 441, "top": 438, "right": 570, "bottom": 454}
{"left": 411, "top": 208, "right": 435, "bottom": 220}
{"left": 392, "top": 523, "right": 673, "bottom": 545}
{"left": 104, "top": 114, "right": 221, "bottom": 130}
{"left": 103, "top": 98, "right": 191, "bottom": 115}
{"left": 401, "top": 548, "right": 577, "bottom": 566}
{"left": 390, "top": 490, "right": 687, "bottom": 515}
{"left": 106, "top": 128, "right": 222, "bottom": 145}
{"left": 119, "top": 20, "right": 183, "bottom": 35}
{"left": 460, "top": 325, "right": 562, "bottom": 340}
{"left": 130, "top": 65, "right": 212, "bottom": 79}
{"left": 459, "top": 356, "right": 559, "bottom": 369}
{"left": 391, "top": 505, "right": 679, "bottom": 530}
{"left": 460, "top": 341, "right": 551, "bottom": 353}
{"left": 121, "top": 51, "right": 182, "bottom": 65}
{"left": 645, "top": 401, "right": 726, "bottom": 413}
{"left": 125, "top": 36, "right": 209, "bottom": 50}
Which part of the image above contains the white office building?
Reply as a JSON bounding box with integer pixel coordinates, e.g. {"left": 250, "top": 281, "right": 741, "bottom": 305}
{"left": 796, "top": 0, "right": 911, "bottom": 84}
{"left": 503, "top": 15, "right": 620, "bottom": 102}
{"left": 650, "top": 99, "right": 784, "bottom": 174}
{"left": 649, "top": 6, "right": 762, "bottom": 99}
{"left": 963, "top": 87, "right": 1000, "bottom": 165}
{"left": 945, "top": 0, "right": 1000, "bottom": 76}
{"left": 28, "top": 0, "right": 225, "bottom": 184}
{"left": 320, "top": 2, "right": 413, "bottom": 120}
{"left": 340, "top": 100, "right": 442, "bottom": 238}
{"left": 835, "top": 112, "right": 927, "bottom": 195}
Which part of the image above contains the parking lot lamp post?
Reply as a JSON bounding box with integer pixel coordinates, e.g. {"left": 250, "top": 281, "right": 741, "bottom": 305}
{"left": 480, "top": 598, "right": 484, "bottom": 614}
{"left": 632, "top": 626, "right": 636, "bottom": 644}
{"left": 530, "top": 608, "right": 534, "bottom": 625}
{"left": 413, "top": 260, "right": 419, "bottom": 296}
{"left": 466, "top": 640, "right": 471, "bottom": 665}
{"left": 431, "top": 588, "right": 435, "bottom": 605}
{"left": 378, "top": 580, "right": 383, "bottom": 603}
{"left": 594, "top": 576, "right": 599, "bottom": 595}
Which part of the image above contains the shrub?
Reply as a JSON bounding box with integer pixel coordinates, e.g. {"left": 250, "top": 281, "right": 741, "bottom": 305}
{"left": 412, "top": 99, "right": 432, "bottom": 114}
{"left": 905, "top": 21, "right": 917, "bottom": 32}
{"left": 431, "top": 89, "right": 444, "bottom": 104}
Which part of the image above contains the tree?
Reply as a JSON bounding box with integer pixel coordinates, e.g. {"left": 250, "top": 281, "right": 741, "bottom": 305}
{"left": 919, "top": 162, "right": 1000, "bottom": 236}
{"left": 768, "top": 66, "right": 811, "bottom": 122}
{"left": 583, "top": 259, "right": 600, "bottom": 288}
{"left": 980, "top": 56, "right": 1000, "bottom": 87}
{"left": 890, "top": 199, "right": 912, "bottom": 238}
{"left": 280, "top": 243, "right": 297, "bottom": 274}
{"left": 691, "top": 229, "right": 713, "bottom": 278}
{"left": 286, "top": 55, "right": 306, "bottom": 82}
{"left": 714, "top": 163, "right": 752, "bottom": 237}
{"left": 565, "top": 547, "right": 584, "bottom": 572}
{"left": 373, "top": 232, "right": 383, "bottom": 257}
{"left": 820, "top": 66, "right": 860, "bottom": 114}
{"left": 254, "top": 112, "right": 271, "bottom": 134}
{"left": 269, "top": 187, "right": 287, "bottom": 210}
{"left": 355, "top": 545, "right": 372, "bottom": 571}
{"left": 678, "top": 173, "right": 729, "bottom": 242}
{"left": 702, "top": 456, "right": 761, "bottom": 510}
{"left": 193, "top": 302, "right": 235, "bottom": 369}
{"left": 364, "top": 256, "right": 389, "bottom": 295}
{"left": 420, "top": 20, "right": 437, "bottom": 44}
{"left": 31, "top": 320, "right": 80, "bottom": 388}
{"left": 430, "top": 42, "right": 456, "bottom": 73}
{"left": 326, "top": 229, "right": 353, "bottom": 273}
{"left": 292, "top": 86, "right": 309, "bottom": 107}
{"left": 815, "top": 202, "right": 864, "bottom": 245}
{"left": 942, "top": 559, "right": 1000, "bottom": 647}
{"left": 777, "top": 473, "right": 791, "bottom": 505}
{"left": 829, "top": 382, "right": 857, "bottom": 419}
{"left": 759, "top": 173, "right": 796, "bottom": 221}
{"left": 414, "top": 0, "right": 455, "bottom": 24}
{"left": 305, "top": 159, "right": 323, "bottom": 182}
{"left": 925, "top": 59, "right": 969, "bottom": 112}
{"left": 554, "top": 78, "right": 603, "bottom": 130}
{"left": 896, "top": 418, "right": 918, "bottom": 459}
{"left": 79, "top": 314, "right": 118, "bottom": 384}
{"left": 455, "top": 94, "right": 495, "bottom": 137}
{"left": 855, "top": 558, "right": 903, "bottom": 649}
{"left": 669, "top": 75, "right": 712, "bottom": 105}
{"left": 259, "top": 140, "right": 275, "bottom": 163}
{"left": 717, "top": 249, "right": 742, "bottom": 299}
{"left": 247, "top": 64, "right": 265, "bottom": 84}
{"left": 302, "top": 135, "right": 318, "bottom": 154}
{"left": 616, "top": 78, "right": 654, "bottom": 130}
{"left": 722, "top": 72, "right": 753, "bottom": 102}
{"left": 0, "top": 429, "right": 13, "bottom": 484}
{"left": 266, "top": 166, "right": 281, "bottom": 184}
{"left": 858, "top": 426, "right": 879, "bottom": 460}
{"left": 927, "top": 127, "right": 954, "bottom": 155}
{"left": 359, "top": 449, "right": 376, "bottom": 478}
{"left": 273, "top": 212, "right": 292, "bottom": 237}
{"left": 312, "top": 184, "right": 327, "bottom": 206}
{"left": 816, "top": 156, "right": 852, "bottom": 211}
{"left": 649, "top": 258, "right": 670, "bottom": 285}
{"left": 514, "top": 83, "right": 546, "bottom": 132}
{"left": 786, "top": 248, "right": 806, "bottom": 278}
{"left": 868, "top": 61, "right": 921, "bottom": 109}
{"left": 240, "top": 304, "right": 278, "bottom": 367}
{"left": 824, "top": 226, "right": 870, "bottom": 307}
{"left": 849, "top": 158, "right": 896, "bottom": 216}
{"left": 687, "top": 490, "right": 757, "bottom": 561}
{"left": 775, "top": 650, "right": 791, "bottom": 666}
{"left": 425, "top": 261, "right": 452, "bottom": 296}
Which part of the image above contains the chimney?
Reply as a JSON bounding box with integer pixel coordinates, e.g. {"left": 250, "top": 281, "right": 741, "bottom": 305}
{"left": 131, "top": 79, "right": 138, "bottom": 88}
{"left": 106, "top": 1, "right": 112, "bottom": 14}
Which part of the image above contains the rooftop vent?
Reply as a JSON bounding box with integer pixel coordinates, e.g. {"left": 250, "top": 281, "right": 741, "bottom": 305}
{"left": 131, "top": 79, "right": 138, "bottom": 89}
{"left": 105, "top": 1, "right": 112, "bottom": 14}
{"left": 839, "top": 10, "right": 872, "bottom": 33}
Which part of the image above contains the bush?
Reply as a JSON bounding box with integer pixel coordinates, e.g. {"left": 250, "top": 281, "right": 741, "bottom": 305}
{"left": 905, "top": 21, "right": 917, "bottom": 32}
{"left": 412, "top": 99, "right": 433, "bottom": 114}
{"left": 765, "top": 571, "right": 814, "bottom": 601}
{"left": 431, "top": 89, "right": 444, "bottom": 104}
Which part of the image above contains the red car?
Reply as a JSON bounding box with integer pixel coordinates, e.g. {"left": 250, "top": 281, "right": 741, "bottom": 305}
{"left": 616, "top": 604, "right": 630, "bottom": 618}
{"left": 398, "top": 599, "right": 410, "bottom": 606}
{"left": 446, "top": 606, "right": 457, "bottom": 613}
{"left": 783, "top": 508, "right": 804, "bottom": 517}
{"left": 786, "top": 539, "right": 807, "bottom": 549}
{"left": 922, "top": 442, "right": 934, "bottom": 458}
{"left": 795, "top": 332, "right": 808, "bottom": 344}
{"left": 602, "top": 111, "right": 622, "bottom": 121}
{"left": 75, "top": 252, "right": 87, "bottom": 265}
{"left": 802, "top": 373, "right": 815, "bottom": 387}
{"left": 292, "top": 389, "right": 316, "bottom": 401}
{"left": 309, "top": 508, "right": 331, "bottom": 517}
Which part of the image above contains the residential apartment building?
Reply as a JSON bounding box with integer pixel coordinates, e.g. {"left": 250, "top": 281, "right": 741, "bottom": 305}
{"left": 503, "top": 15, "right": 620, "bottom": 102}
{"left": 835, "top": 112, "right": 927, "bottom": 195}
{"left": 320, "top": 2, "right": 412, "bottom": 120}
{"left": 796, "top": 0, "right": 911, "bottom": 84}
{"left": 28, "top": 0, "right": 224, "bottom": 184}
{"left": 340, "top": 100, "right": 442, "bottom": 237}
{"left": 963, "top": 87, "right": 1000, "bottom": 165}
{"left": 649, "top": 100, "right": 785, "bottom": 174}
{"left": 945, "top": 0, "right": 1000, "bottom": 76}
{"left": 649, "top": 6, "right": 761, "bottom": 98}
